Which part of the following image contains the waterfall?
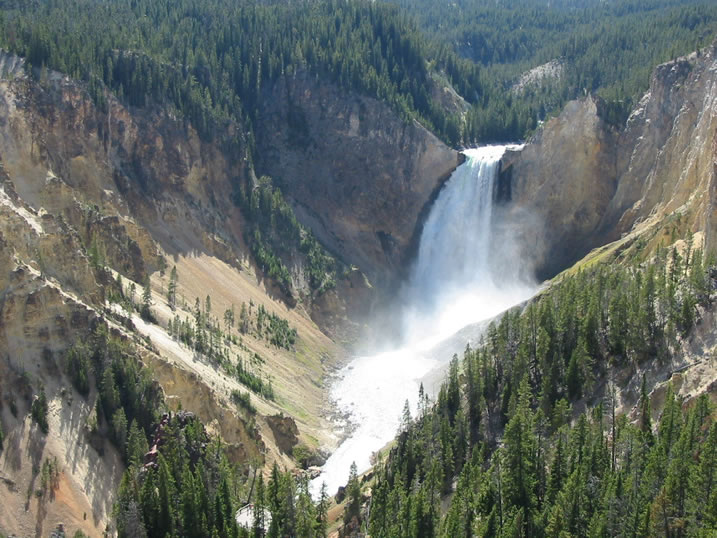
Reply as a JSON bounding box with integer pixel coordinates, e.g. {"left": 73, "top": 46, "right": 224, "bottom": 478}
{"left": 412, "top": 146, "right": 506, "bottom": 299}
{"left": 402, "top": 145, "right": 528, "bottom": 344}
{"left": 311, "top": 145, "right": 534, "bottom": 498}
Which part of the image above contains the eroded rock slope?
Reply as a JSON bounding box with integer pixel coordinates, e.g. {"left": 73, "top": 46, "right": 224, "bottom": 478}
{"left": 502, "top": 41, "right": 717, "bottom": 278}
{"left": 0, "top": 49, "right": 464, "bottom": 535}
{"left": 257, "top": 70, "right": 462, "bottom": 284}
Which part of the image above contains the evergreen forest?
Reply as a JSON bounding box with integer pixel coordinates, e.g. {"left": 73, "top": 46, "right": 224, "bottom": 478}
{"left": 102, "top": 245, "right": 717, "bottom": 537}
{"left": 365, "top": 245, "right": 717, "bottom": 537}
{"left": 1, "top": 0, "right": 716, "bottom": 147}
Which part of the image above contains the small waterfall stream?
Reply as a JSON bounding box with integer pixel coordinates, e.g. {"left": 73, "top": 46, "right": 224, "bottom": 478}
{"left": 311, "top": 145, "right": 534, "bottom": 497}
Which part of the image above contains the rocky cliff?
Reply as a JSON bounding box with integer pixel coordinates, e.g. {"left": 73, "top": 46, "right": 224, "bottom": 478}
{"left": 256, "top": 70, "right": 463, "bottom": 284}
{"left": 602, "top": 50, "right": 717, "bottom": 246}
{"left": 500, "top": 97, "right": 619, "bottom": 278}
{"left": 0, "top": 55, "right": 323, "bottom": 535}
{"left": 0, "top": 51, "right": 466, "bottom": 535}
{"left": 502, "top": 41, "right": 717, "bottom": 277}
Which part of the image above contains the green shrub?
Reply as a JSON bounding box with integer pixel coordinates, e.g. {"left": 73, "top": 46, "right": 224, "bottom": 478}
{"left": 230, "top": 389, "right": 255, "bottom": 414}
{"left": 31, "top": 388, "right": 49, "bottom": 434}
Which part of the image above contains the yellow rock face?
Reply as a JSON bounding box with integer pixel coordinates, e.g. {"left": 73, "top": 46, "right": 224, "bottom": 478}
{"left": 504, "top": 43, "right": 717, "bottom": 278}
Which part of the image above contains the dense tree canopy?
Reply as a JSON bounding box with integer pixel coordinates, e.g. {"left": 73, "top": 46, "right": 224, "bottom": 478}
{"left": 393, "top": 0, "right": 717, "bottom": 129}
{"left": 1, "top": 0, "right": 715, "bottom": 147}
{"left": 368, "top": 245, "right": 717, "bottom": 537}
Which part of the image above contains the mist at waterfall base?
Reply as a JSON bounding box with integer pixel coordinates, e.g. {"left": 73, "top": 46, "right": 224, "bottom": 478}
{"left": 311, "top": 146, "right": 536, "bottom": 498}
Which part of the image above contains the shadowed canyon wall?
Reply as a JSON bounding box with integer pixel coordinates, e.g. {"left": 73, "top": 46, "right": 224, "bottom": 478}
{"left": 256, "top": 70, "right": 463, "bottom": 285}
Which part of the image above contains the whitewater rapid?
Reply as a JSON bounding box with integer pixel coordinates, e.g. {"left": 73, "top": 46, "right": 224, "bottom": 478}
{"left": 311, "top": 145, "right": 534, "bottom": 497}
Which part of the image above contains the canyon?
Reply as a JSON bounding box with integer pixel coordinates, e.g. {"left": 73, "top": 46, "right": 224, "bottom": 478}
{"left": 1, "top": 36, "right": 717, "bottom": 536}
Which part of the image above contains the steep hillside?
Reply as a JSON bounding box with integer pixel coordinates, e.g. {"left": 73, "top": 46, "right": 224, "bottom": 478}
{"left": 0, "top": 58, "right": 293, "bottom": 534}
{"left": 0, "top": 43, "right": 464, "bottom": 534}
{"left": 0, "top": 56, "right": 301, "bottom": 535}
{"left": 361, "top": 251, "right": 717, "bottom": 537}
{"left": 256, "top": 70, "right": 462, "bottom": 284}
{"left": 332, "top": 41, "right": 717, "bottom": 537}
{"left": 502, "top": 40, "right": 717, "bottom": 279}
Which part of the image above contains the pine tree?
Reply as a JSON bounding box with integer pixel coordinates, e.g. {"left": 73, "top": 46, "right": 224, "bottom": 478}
{"left": 168, "top": 266, "right": 178, "bottom": 310}
{"left": 157, "top": 454, "right": 176, "bottom": 536}
{"left": 639, "top": 374, "right": 652, "bottom": 439}
{"left": 295, "top": 476, "right": 316, "bottom": 538}
{"left": 344, "top": 462, "right": 361, "bottom": 528}
{"left": 224, "top": 305, "right": 235, "bottom": 332}
{"left": 608, "top": 288, "right": 628, "bottom": 359}
{"left": 399, "top": 399, "right": 412, "bottom": 434}
{"left": 547, "top": 433, "right": 566, "bottom": 505}
{"left": 112, "top": 407, "right": 129, "bottom": 450}
{"left": 100, "top": 366, "right": 120, "bottom": 418}
{"left": 316, "top": 482, "right": 329, "bottom": 538}
{"left": 181, "top": 464, "right": 200, "bottom": 537}
{"left": 691, "top": 422, "right": 717, "bottom": 530}
{"left": 195, "top": 464, "right": 212, "bottom": 537}
{"left": 566, "top": 348, "right": 582, "bottom": 400}
{"left": 140, "top": 469, "right": 160, "bottom": 537}
{"left": 239, "top": 302, "right": 250, "bottom": 334}
{"left": 253, "top": 474, "right": 266, "bottom": 538}
{"left": 501, "top": 377, "right": 537, "bottom": 531}
{"left": 141, "top": 277, "right": 154, "bottom": 322}
{"left": 127, "top": 420, "right": 149, "bottom": 467}
{"left": 31, "top": 387, "right": 49, "bottom": 434}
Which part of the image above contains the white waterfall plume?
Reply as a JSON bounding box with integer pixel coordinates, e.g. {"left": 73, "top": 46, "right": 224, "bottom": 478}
{"left": 402, "top": 145, "right": 532, "bottom": 344}
{"left": 311, "top": 145, "right": 535, "bottom": 497}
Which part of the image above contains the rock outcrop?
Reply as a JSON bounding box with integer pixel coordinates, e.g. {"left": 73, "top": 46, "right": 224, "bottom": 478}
{"left": 256, "top": 70, "right": 463, "bottom": 284}
{"left": 266, "top": 414, "right": 300, "bottom": 455}
{"left": 502, "top": 41, "right": 717, "bottom": 277}
{"left": 0, "top": 53, "right": 248, "bottom": 270}
{"left": 601, "top": 50, "right": 717, "bottom": 245}
{"left": 500, "top": 97, "right": 618, "bottom": 278}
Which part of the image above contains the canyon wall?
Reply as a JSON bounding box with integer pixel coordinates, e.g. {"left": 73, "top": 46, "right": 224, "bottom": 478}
{"left": 0, "top": 53, "right": 463, "bottom": 534}
{"left": 502, "top": 41, "right": 717, "bottom": 277}
{"left": 256, "top": 70, "right": 463, "bottom": 284}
